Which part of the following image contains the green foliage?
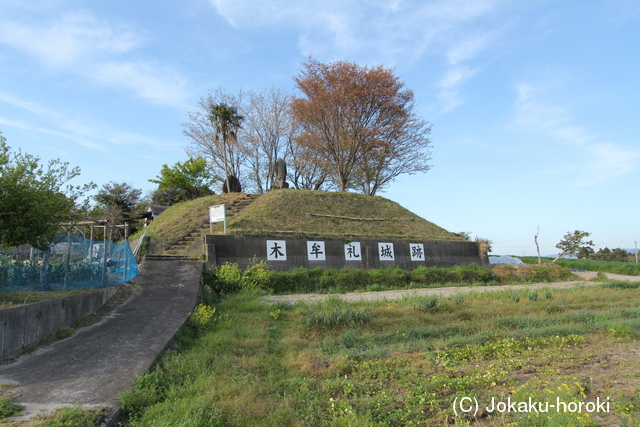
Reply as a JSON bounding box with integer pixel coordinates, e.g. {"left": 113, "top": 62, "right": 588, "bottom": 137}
{"left": 521, "top": 257, "right": 640, "bottom": 276}
{"left": 92, "top": 181, "right": 144, "bottom": 237}
{"left": 554, "top": 230, "right": 594, "bottom": 261}
{"left": 0, "top": 258, "right": 102, "bottom": 289}
{"left": 127, "top": 193, "right": 248, "bottom": 249}
{"left": 413, "top": 295, "right": 444, "bottom": 312}
{"left": 38, "top": 405, "right": 102, "bottom": 427}
{"left": 0, "top": 397, "right": 23, "bottom": 419}
{"left": 301, "top": 307, "right": 372, "bottom": 330}
{"left": 204, "top": 260, "right": 273, "bottom": 296}
{"left": 0, "top": 133, "right": 95, "bottom": 250}
{"left": 120, "top": 375, "right": 165, "bottom": 423}
{"left": 93, "top": 181, "right": 142, "bottom": 213}
{"left": 589, "top": 247, "right": 631, "bottom": 262}
{"left": 117, "top": 284, "right": 640, "bottom": 426}
{"left": 149, "top": 157, "right": 217, "bottom": 205}
{"left": 189, "top": 304, "right": 217, "bottom": 330}
{"left": 266, "top": 263, "right": 574, "bottom": 295}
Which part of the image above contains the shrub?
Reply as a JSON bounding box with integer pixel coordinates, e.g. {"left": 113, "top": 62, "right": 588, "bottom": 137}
{"left": 369, "top": 268, "right": 407, "bottom": 287}
{"left": 0, "top": 397, "right": 23, "bottom": 420}
{"left": 39, "top": 405, "right": 102, "bottom": 427}
{"left": 189, "top": 304, "right": 217, "bottom": 330}
{"left": 204, "top": 260, "right": 273, "bottom": 296}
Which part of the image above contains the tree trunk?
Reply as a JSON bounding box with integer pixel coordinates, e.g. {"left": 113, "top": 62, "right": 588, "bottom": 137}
{"left": 552, "top": 250, "right": 567, "bottom": 263}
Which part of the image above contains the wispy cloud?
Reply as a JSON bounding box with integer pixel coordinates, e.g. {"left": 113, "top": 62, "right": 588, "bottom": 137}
{"left": 211, "top": 0, "right": 502, "bottom": 113}
{"left": 92, "top": 61, "right": 189, "bottom": 108}
{"left": 436, "top": 65, "right": 483, "bottom": 113}
{"left": 0, "top": 11, "right": 188, "bottom": 107}
{"left": 210, "top": 0, "right": 501, "bottom": 60}
{"left": 512, "top": 82, "right": 640, "bottom": 186}
{"left": 0, "top": 11, "right": 140, "bottom": 67}
{"left": 445, "top": 30, "right": 500, "bottom": 65}
{"left": 0, "top": 90, "right": 178, "bottom": 154}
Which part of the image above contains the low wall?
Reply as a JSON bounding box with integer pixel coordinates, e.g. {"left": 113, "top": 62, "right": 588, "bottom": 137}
{"left": 0, "top": 286, "right": 119, "bottom": 361}
{"left": 205, "top": 235, "right": 488, "bottom": 270}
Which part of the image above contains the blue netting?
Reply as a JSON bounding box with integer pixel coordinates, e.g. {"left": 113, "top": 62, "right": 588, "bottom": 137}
{"left": 0, "top": 234, "right": 138, "bottom": 291}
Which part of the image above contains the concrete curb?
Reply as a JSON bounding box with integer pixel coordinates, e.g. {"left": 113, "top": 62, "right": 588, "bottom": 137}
{"left": 0, "top": 286, "right": 119, "bottom": 361}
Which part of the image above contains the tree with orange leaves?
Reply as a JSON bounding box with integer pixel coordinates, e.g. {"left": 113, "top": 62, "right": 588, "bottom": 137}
{"left": 291, "top": 58, "right": 432, "bottom": 195}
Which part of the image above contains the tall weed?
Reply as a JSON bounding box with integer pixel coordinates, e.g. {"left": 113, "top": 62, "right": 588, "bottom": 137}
{"left": 204, "top": 259, "right": 273, "bottom": 296}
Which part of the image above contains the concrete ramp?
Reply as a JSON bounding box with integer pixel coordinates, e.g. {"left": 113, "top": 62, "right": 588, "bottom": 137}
{"left": 0, "top": 256, "right": 202, "bottom": 421}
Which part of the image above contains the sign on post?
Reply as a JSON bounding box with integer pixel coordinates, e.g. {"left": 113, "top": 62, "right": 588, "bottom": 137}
{"left": 209, "top": 204, "right": 226, "bottom": 234}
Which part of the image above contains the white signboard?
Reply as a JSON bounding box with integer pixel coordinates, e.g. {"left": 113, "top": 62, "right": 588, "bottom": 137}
{"left": 267, "top": 240, "right": 287, "bottom": 261}
{"left": 378, "top": 242, "right": 395, "bottom": 261}
{"left": 209, "top": 204, "right": 226, "bottom": 223}
{"left": 307, "top": 241, "right": 326, "bottom": 261}
{"left": 344, "top": 242, "right": 362, "bottom": 261}
{"left": 410, "top": 243, "right": 425, "bottom": 261}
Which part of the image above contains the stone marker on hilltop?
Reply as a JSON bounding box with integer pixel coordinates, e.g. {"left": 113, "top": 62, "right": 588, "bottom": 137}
{"left": 270, "top": 158, "right": 289, "bottom": 190}
{"left": 222, "top": 175, "right": 242, "bottom": 193}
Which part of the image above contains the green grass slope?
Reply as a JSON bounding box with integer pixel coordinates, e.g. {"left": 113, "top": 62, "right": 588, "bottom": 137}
{"left": 223, "top": 190, "right": 462, "bottom": 240}
{"left": 131, "top": 193, "right": 249, "bottom": 249}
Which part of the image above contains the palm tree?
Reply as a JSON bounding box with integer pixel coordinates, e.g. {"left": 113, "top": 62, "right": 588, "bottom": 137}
{"left": 208, "top": 103, "right": 244, "bottom": 192}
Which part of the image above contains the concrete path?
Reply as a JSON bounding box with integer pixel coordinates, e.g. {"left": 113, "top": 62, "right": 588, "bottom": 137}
{"left": 0, "top": 257, "right": 202, "bottom": 423}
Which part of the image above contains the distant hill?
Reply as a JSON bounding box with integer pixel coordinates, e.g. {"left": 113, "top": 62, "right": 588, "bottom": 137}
{"left": 223, "top": 190, "right": 463, "bottom": 241}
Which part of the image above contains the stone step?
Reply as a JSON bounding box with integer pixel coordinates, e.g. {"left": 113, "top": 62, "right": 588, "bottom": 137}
{"left": 162, "top": 193, "right": 261, "bottom": 256}
{"left": 145, "top": 254, "right": 192, "bottom": 261}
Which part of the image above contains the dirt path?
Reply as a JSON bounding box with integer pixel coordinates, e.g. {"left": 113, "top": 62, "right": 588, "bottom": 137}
{"left": 263, "top": 271, "right": 640, "bottom": 304}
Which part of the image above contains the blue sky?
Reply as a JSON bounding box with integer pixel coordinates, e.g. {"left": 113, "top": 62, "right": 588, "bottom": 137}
{"left": 1, "top": 0, "right": 639, "bottom": 256}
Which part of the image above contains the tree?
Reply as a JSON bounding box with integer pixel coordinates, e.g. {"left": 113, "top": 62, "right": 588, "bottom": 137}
{"left": 208, "top": 103, "right": 244, "bottom": 192}
{"left": 0, "top": 133, "right": 95, "bottom": 251}
{"left": 149, "top": 157, "right": 217, "bottom": 205}
{"left": 534, "top": 227, "right": 542, "bottom": 264}
{"left": 589, "top": 247, "right": 630, "bottom": 262}
{"left": 94, "top": 182, "right": 142, "bottom": 214}
{"left": 577, "top": 245, "right": 595, "bottom": 259}
{"left": 0, "top": 133, "right": 95, "bottom": 288}
{"left": 553, "top": 230, "right": 594, "bottom": 262}
{"left": 92, "top": 182, "right": 143, "bottom": 238}
{"left": 183, "top": 90, "right": 247, "bottom": 191}
{"left": 242, "top": 87, "right": 298, "bottom": 193}
{"left": 183, "top": 87, "right": 332, "bottom": 194}
{"left": 291, "top": 58, "right": 433, "bottom": 194}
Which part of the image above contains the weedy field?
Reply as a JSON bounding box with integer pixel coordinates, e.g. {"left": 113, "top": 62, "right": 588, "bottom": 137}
{"left": 118, "top": 279, "right": 640, "bottom": 426}
{"left": 520, "top": 257, "right": 640, "bottom": 277}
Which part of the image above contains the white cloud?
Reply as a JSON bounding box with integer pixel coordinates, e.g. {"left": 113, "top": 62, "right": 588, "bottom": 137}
{"left": 446, "top": 30, "right": 499, "bottom": 65}
{"left": 0, "top": 11, "right": 140, "bottom": 67}
{"left": 0, "top": 90, "right": 177, "bottom": 153}
{"left": 92, "top": 61, "right": 189, "bottom": 107}
{"left": 211, "top": 0, "right": 502, "bottom": 113}
{"left": 0, "top": 11, "right": 188, "bottom": 107}
{"left": 210, "top": 0, "right": 501, "bottom": 61}
{"left": 511, "top": 82, "right": 640, "bottom": 186}
{"left": 436, "top": 66, "right": 482, "bottom": 113}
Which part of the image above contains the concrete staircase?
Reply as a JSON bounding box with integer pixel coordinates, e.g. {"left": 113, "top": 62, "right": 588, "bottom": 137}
{"left": 163, "top": 193, "right": 261, "bottom": 257}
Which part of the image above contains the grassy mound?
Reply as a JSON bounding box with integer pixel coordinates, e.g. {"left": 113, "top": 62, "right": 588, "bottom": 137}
{"left": 223, "top": 190, "right": 460, "bottom": 240}
{"left": 132, "top": 193, "right": 248, "bottom": 249}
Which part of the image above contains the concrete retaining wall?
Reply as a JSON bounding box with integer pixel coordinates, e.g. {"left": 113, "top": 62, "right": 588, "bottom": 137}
{"left": 0, "top": 286, "right": 119, "bottom": 361}
{"left": 206, "top": 235, "right": 489, "bottom": 270}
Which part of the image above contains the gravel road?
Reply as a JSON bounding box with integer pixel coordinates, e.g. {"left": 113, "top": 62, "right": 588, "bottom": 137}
{"left": 263, "top": 271, "right": 640, "bottom": 305}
